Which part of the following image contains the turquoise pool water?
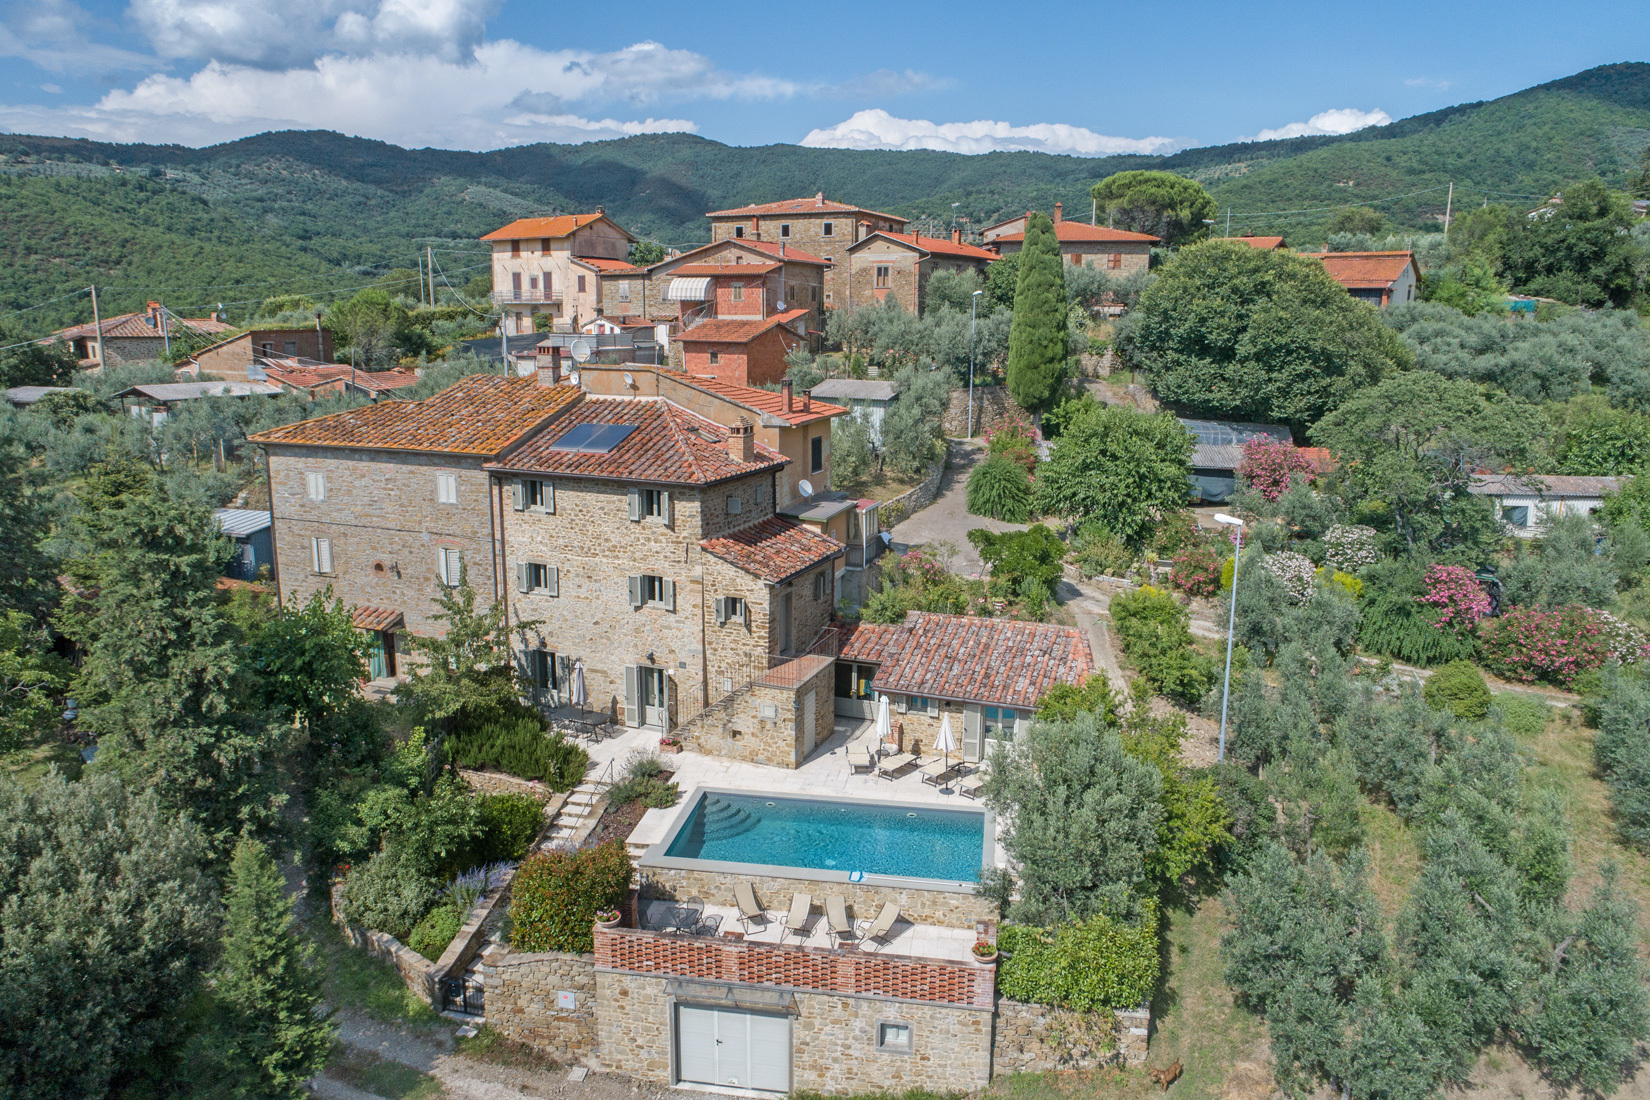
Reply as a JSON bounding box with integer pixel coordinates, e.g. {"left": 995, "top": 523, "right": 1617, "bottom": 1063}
{"left": 663, "top": 792, "right": 987, "bottom": 882}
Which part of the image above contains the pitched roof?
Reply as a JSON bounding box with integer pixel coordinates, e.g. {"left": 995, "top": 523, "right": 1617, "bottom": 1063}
{"left": 700, "top": 516, "right": 845, "bottom": 583}
{"left": 670, "top": 262, "right": 783, "bottom": 277}
{"left": 705, "top": 196, "right": 907, "bottom": 224}
{"left": 856, "top": 611, "right": 1094, "bottom": 709}
{"left": 851, "top": 231, "right": 998, "bottom": 262}
{"left": 1223, "top": 235, "right": 1286, "bottom": 250}
{"left": 213, "top": 508, "right": 271, "bottom": 537}
{"left": 577, "top": 256, "right": 640, "bottom": 272}
{"left": 481, "top": 214, "right": 634, "bottom": 242}
{"left": 118, "top": 381, "right": 281, "bottom": 401}
{"left": 809, "top": 379, "right": 898, "bottom": 402}
{"left": 670, "top": 373, "right": 845, "bottom": 427}
{"left": 653, "top": 239, "right": 832, "bottom": 270}
{"left": 1304, "top": 251, "right": 1417, "bottom": 289}
{"left": 346, "top": 368, "right": 422, "bottom": 395}
{"left": 838, "top": 619, "right": 903, "bottom": 664}
{"left": 52, "top": 310, "right": 234, "bottom": 341}
{"left": 248, "top": 375, "right": 580, "bottom": 456}
{"left": 352, "top": 606, "right": 405, "bottom": 632}
{"left": 490, "top": 396, "right": 786, "bottom": 485}
{"left": 1468, "top": 473, "right": 1620, "bottom": 499}
{"left": 678, "top": 309, "right": 811, "bottom": 345}
{"left": 5, "top": 385, "right": 74, "bottom": 405}
{"left": 993, "top": 222, "right": 1160, "bottom": 245}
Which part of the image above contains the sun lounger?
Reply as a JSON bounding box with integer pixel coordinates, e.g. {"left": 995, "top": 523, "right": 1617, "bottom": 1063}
{"left": 847, "top": 745, "right": 875, "bottom": 774}
{"left": 783, "top": 892, "right": 813, "bottom": 942}
{"left": 957, "top": 773, "right": 985, "bottom": 798}
{"left": 918, "top": 757, "right": 960, "bottom": 786}
{"left": 857, "top": 902, "right": 901, "bottom": 950}
{"left": 735, "top": 880, "right": 770, "bottom": 931}
{"left": 876, "top": 752, "right": 917, "bottom": 779}
{"left": 826, "top": 895, "right": 853, "bottom": 944}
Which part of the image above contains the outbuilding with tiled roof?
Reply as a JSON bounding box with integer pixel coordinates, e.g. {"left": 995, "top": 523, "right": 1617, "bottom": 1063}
{"left": 700, "top": 515, "right": 845, "bottom": 584}
{"left": 49, "top": 301, "right": 235, "bottom": 367}
{"left": 1304, "top": 250, "right": 1419, "bottom": 308}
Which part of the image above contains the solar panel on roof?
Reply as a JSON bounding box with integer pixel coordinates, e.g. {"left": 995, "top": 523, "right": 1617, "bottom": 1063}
{"left": 546, "top": 422, "right": 638, "bottom": 454}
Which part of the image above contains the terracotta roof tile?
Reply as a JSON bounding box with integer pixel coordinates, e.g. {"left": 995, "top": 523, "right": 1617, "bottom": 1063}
{"left": 672, "top": 374, "right": 845, "bottom": 427}
{"left": 1304, "top": 251, "right": 1417, "bottom": 289}
{"left": 52, "top": 310, "right": 234, "bottom": 341}
{"left": 490, "top": 396, "right": 786, "bottom": 485}
{"left": 654, "top": 239, "right": 832, "bottom": 269}
{"left": 248, "top": 375, "right": 580, "bottom": 456}
{"left": 670, "top": 262, "right": 782, "bottom": 276}
{"left": 678, "top": 309, "right": 811, "bottom": 345}
{"left": 482, "top": 214, "right": 632, "bottom": 242}
{"left": 578, "top": 256, "right": 640, "bottom": 272}
{"left": 859, "top": 611, "right": 1093, "bottom": 709}
{"left": 994, "top": 223, "right": 1160, "bottom": 244}
{"left": 352, "top": 606, "right": 404, "bottom": 632}
{"left": 839, "top": 620, "right": 903, "bottom": 664}
{"left": 1224, "top": 235, "right": 1286, "bottom": 250}
{"left": 706, "top": 197, "right": 908, "bottom": 224}
{"left": 700, "top": 516, "right": 845, "bottom": 583}
{"left": 854, "top": 231, "right": 998, "bottom": 262}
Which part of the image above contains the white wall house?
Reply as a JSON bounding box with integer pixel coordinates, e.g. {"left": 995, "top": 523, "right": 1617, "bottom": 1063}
{"left": 1468, "top": 473, "right": 1620, "bottom": 537}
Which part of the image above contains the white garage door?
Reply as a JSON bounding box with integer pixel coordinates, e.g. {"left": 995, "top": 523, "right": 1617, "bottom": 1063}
{"left": 676, "top": 1004, "right": 791, "bottom": 1093}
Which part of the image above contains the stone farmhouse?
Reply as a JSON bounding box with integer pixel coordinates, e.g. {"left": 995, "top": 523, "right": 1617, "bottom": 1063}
{"left": 985, "top": 203, "right": 1159, "bottom": 276}
{"left": 48, "top": 300, "right": 234, "bottom": 367}
{"left": 183, "top": 327, "right": 334, "bottom": 381}
{"left": 705, "top": 193, "right": 908, "bottom": 307}
{"left": 483, "top": 213, "right": 636, "bottom": 336}
{"left": 843, "top": 230, "right": 997, "bottom": 314}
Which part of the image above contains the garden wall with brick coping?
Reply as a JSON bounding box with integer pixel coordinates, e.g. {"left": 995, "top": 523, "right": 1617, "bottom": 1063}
{"left": 482, "top": 949, "right": 600, "bottom": 1063}
{"left": 992, "top": 998, "right": 1150, "bottom": 1070}
{"left": 637, "top": 864, "right": 996, "bottom": 929}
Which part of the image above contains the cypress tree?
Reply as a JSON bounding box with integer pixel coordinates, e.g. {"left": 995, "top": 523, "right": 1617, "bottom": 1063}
{"left": 205, "top": 838, "right": 335, "bottom": 1098}
{"left": 1006, "top": 212, "right": 1068, "bottom": 418}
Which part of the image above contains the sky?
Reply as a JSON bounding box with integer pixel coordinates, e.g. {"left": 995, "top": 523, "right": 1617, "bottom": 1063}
{"left": 1, "top": 0, "right": 1648, "bottom": 155}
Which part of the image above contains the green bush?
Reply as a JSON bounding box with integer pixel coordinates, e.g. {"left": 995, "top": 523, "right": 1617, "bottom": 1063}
{"left": 408, "top": 905, "right": 463, "bottom": 961}
{"left": 1357, "top": 563, "right": 1478, "bottom": 666}
{"left": 997, "top": 907, "right": 1159, "bottom": 1011}
{"left": 339, "top": 850, "right": 439, "bottom": 940}
{"left": 966, "top": 454, "right": 1034, "bottom": 522}
{"left": 448, "top": 715, "right": 589, "bottom": 790}
{"left": 1423, "top": 660, "right": 1493, "bottom": 719}
{"left": 510, "top": 841, "right": 633, "bottom": 954}
{"left": 1492, "top": 693, "right": 1552, "bottom": 738}
{"left": 607, "top": 751, "right": 680, "bottom": 808}
{"left": 470, "top": 792, "right": 546, "bottom": 863}
{"left": 1109, "top": 585, "right": 1216, "bottom": 705}
{"left": 1072, "top": 524, "right": 1134, "bottom": 579}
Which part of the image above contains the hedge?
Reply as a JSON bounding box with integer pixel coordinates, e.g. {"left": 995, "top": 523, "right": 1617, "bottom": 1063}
{"left": 996, "top": 906, "right": 1159, "bottom": 1011}
{"left": 510, "top": 840, "right": 632, "bottom": 954}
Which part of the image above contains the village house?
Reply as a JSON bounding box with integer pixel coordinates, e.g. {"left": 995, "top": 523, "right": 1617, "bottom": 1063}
{"left": 48, "top": 301, "right": 234, "bottom": 367}
{"left": 261, "top": 361, "right": 422, "bottom": 401}
{"left": 1469, "top": 473, "right": 1619, "bottom": 537}
{"left": 600, "top": 237, "right": 830, "bottom": 332}
{"left": 1223, "top": 234, "right": 1287, "bottom": 250}
{"left": 985, "top": 203, "right": 1159, "bottom": 276}
{"left": 843, "top": 230, "right": 996, "bottom": 314}
{"left": 247, "top": 375, "right": 583, "bottom": 677}
{"left": 488, "top": 396, "right": 844, "bottom": 756}
{"left": 704, "top": 194, "right": 907, "bottom": 307}
{"left": 183, "top": 327, "right": 334, "bottom": 381}
{"left": 483, "top": 212, "right": 636, "bottom": 336}
{"left": 1304, "top": 250, "right": 1419, "bottom": 307}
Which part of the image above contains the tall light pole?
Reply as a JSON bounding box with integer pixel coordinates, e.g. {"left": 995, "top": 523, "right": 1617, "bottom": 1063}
{"left": 968, "top": 289, "right": 983, "bottom": 438}
{"left": 1214, "top": 512, "right": 1244, "bottom": 763}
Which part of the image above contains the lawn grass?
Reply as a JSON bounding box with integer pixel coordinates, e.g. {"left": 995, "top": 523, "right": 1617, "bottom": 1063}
{"left": 832, "top": 467, "right": 926, "bottom": 503}
{"left": 2, "top": 722, "right": 83, "bottom": 787}
{"left": 1359, "top": 799, "right": 1421, "bottom": 920}
{"left": 310, "top": 919, "right": 440, "bottom": 1027}
{"left": 326, "top": 1044, "right": 444, "bottom": 1099}
{"left": 454, "top": 1025, "right": 560, "bottom": 1071}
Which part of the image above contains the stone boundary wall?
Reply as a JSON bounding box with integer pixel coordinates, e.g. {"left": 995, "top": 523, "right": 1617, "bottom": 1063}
{"left": 456, "top": 767, "right": 556, "bottom": 801}
{"left": 992, "top": 999, "right": 1150, "bottom": 1071}
{"left": 877, "top": 460, "right": 944, "bottom": 528}
{"left": 638, "top": 863, "right": 996, "bottom": 929}
{"left": 593, "top": 925, "right": 995, "bottom": 1008}
{"left": 332, "top": 880, "right": 438, "bottom": 1005}
{"left": 942, "top": 385, "right": 1029, "bottom": 440}
{"left": 483, "top": 949, "right": 600, "bottom": 1063}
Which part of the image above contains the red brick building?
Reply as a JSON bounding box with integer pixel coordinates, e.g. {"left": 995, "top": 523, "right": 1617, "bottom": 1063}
{"left": 678, "top": 310, "right": 811, "bottom": 387}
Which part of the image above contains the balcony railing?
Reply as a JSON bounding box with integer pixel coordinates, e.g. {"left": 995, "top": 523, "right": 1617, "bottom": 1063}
{"left": 492, "top": 290, "right": 562, "bottom": 304}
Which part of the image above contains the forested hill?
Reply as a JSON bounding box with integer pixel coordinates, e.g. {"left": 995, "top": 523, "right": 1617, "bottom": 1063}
{"left": 3, "top": 62, "right": 1650, "bottom": 329}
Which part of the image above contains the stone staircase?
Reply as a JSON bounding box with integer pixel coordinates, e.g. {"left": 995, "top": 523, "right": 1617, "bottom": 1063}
{"left": 539, "top": 780, "right": 608, "bottom": 850}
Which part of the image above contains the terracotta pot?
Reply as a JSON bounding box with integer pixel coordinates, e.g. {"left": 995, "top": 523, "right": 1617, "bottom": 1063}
{"left": 595, "top": 915, "right": 622, "bottom": 930}
{"left": 971, "top": 948, "right": 998, "bottom": 966}
{"left": 659, "top": 742, "right": 683, "bottom": 755}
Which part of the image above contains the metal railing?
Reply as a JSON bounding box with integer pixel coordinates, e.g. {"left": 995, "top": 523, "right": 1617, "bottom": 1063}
{"left": 492, "top": 289, "right": 563, "bottom": 304}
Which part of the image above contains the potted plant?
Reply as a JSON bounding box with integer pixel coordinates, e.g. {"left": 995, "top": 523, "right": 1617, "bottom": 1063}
{"left": 659, "top": 735, "right": 683, "bottom": 755}
{"left": 595, "top": 907, "right": 622, "bottom": 929}
{"left": 971, "top": 939, "right": 998, "bottom": 965}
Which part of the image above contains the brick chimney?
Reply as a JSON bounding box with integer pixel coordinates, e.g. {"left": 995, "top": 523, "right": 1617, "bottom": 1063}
{"left": 816, "top": 191, "right": 825, "bottom": 207}
{"left": 146, "top": 300, "right": 162, "bottom": 328}
{"left": 952, "top": 227, "right": 962, "bottom": 244}
{"left": 728, "top": 417, "right": 755, "bottom": 463}
{"left": 1054, "top": 202, "right": 1063, "bottom": 223}
{"left": 752, "top": 215, "right": 761, "bottom": 239}
{"left": 536, "top": 355, "right": 561, "bottom": 386}
{"left": 802, "top": 389, "right": 812, "bottom": 412}
{"left": 781, "top": 378, "right": 794, "bottom": 413}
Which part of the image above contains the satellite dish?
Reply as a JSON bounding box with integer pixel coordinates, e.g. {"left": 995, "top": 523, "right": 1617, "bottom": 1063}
{"left": 571, "top": 339, "right": 593, "bottom": 363}
{"left": 798, "top": 479, "right": 815, "bottom": 498}
{"left": 622, "top": 371, "right": 635, "bottom": 388}
{"left": 776, "top": 300, "right": 786, "bottom": 311}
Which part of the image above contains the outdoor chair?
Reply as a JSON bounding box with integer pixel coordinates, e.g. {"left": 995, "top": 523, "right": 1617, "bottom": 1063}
{"left": 918, "top": 757, "right": 959, "bottom": 786}
{"left": 847, "top": 745, "right": 875, "bottom": 773}
{"left": 857, "top": 902, "right": 901, "bottom": 951}
{"left": 957, "top": 773, "right": 985, "bottom": 799}
{"left": 875, "top": 752, "right": 917, "bottom": 779}
{"left": 734, "top": 881, "right": 770, "bottom": 931}
{"left": 825, "top": 895, "right": 854, "bottom": 945}
{"left": 695, "top": 913, "right": 724, "bottom": 938}
{"left": 782, "top": 892, "right": 813, "bottom": 943}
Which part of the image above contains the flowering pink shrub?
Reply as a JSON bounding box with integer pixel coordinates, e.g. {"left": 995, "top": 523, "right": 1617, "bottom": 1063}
{"left": 1417, "top": 565, "right": 1491, "bottom": 632}
{"left": 986, "top": 414, "right": 1040, "bottom": 473}
{"left": 1170, "top": 543, "right": 1222, "bottom": 598}
{"left": 1238, "top": 438, "right": 1313, "bottom": 502}
{"left": 890, "top": 549, "right": 948, "bottom": 586}
{"left": 1479, "top": 605, "right": 1650, "bottom": 687}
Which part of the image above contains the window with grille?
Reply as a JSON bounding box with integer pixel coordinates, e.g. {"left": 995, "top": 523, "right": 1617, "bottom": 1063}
{"left": 708, "top": 351, "right": 721, "bottom": 366}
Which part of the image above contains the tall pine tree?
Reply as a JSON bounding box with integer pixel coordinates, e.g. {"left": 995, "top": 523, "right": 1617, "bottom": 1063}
{"left": 1006, "top": 212, "right": 1068, "bottom": 418}
{"left": 202, "top": 838, "right": 335, "bottom": 1098}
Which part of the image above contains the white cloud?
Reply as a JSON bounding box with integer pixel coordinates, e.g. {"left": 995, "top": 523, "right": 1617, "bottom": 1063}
{"left": 1250, "top": 107, "right": 1392, "bottom": 142}
{"left": 817, "top": 69, "right": 948, "bottom": 100}
{"left": 1405, "top": 77, "right": 1451, "bottom": 89}
{"left": 801, "top": 109, "right": 1179, "bottom": 157}
{"left": 0, "top": 0, "right": 152, "bottom": 72}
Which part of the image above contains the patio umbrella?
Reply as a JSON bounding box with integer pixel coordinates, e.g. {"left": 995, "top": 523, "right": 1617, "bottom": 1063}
{"left": 875, "top": 694, "right": 892, "bottom": 750}
{"left": 571, "top": 660, "right": 588, "bottom": 710}
{"left": 934, "top": 713, "right": 958, "bottom": 792}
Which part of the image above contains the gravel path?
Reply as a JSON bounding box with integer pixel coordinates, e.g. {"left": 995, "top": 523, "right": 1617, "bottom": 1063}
{"left": 888, "top": 440, "right": 1026, "bottom": 576}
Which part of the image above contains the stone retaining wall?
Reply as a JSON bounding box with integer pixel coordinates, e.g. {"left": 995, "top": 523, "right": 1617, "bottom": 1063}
{"left": 992, "top": 999, "right": 1150, "bottom": 1071}
{"left": 456, "top": 767, "right": 556, "bottom": 801}
{"left": 877, "top": 460, "right": 944, "bottom": 528}
{"left": 331, "top": 881, "right": 438, "bottom": 1005}
{"left": 482, "top": 950, "right": 600, "bottom": 1063}
{"left": 942, "top": 385, "right": 1029, "bottom": 440}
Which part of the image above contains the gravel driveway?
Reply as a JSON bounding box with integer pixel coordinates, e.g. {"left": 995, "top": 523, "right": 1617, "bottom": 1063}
{"left": 887, "top": 440, "right": 1027, "bottom": 576}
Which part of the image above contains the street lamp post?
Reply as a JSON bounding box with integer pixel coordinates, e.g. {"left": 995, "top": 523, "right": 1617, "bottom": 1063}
{"left": 1214, "top": 512, "right": 1244, "bottom": 763}
{"left": 968, "top": 289, "right": 983, "bottom": 438}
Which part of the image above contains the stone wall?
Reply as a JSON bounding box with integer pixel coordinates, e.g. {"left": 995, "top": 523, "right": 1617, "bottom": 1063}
{"left": 877, "top": 460, "right": 944, "bottom": 528}
{"left": 483, "top": 950, "right": 601, "bottom": 1063}
{"left": 992, "top": 999, "right": 1150, "bottom": 1071}
{"left": 636, "top": 865, "right": 996, "bottom": 930}
{"left": 457, "top": 767, "right": 556, "bottom": 801}
{"left": 681, "top": 654, "right": 835, "bottom": 768}
{"left": 331, "top": 881, "right": 438, "bottom": 1005}
{"left": 942, "top": 385, "right": 1029, "bottom": 440}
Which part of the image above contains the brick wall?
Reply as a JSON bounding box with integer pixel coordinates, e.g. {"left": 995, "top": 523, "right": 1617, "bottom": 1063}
{"left": 484, "top": 950, "right": 600, "bottom": 1062}
{"left": 267, "top": 445, "right": 497, "bottom": 637}
{"left": 636, "top": 865, "right": 996, "bottom": 930}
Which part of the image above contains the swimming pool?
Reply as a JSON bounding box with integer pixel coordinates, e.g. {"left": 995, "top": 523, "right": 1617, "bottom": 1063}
{"left": 660, "top": 790, "right": 989, "bottom": 884}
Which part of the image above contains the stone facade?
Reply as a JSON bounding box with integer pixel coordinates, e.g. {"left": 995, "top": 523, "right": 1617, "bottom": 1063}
{"left": 992, "top": 999, "right": 1150, "bottom": 1071}
{"left": 637, "top": 865, "right": 995, "bottom": 930}
{"left": 681, "top": 655, "right": 835, "bottom": 767}
{"left": 484, "top": 950, "right": 601, "bottom": 1063}
{"left": 941, "top": 385, "right": 1031, "bottom": 439}
{"left": 265, "top": 445, "right": 499, "bottom": 639}
{"left": 598, "top": 241, "right": 829, "bottom": 335}
{"left": 193, "top": 328, "right": 333, "bottom": 380}
{"left": 842, "top": 235, "right": 992, "bottom": 316}
{"left": 707, "top": 204, "right": 906, "bottom": 309}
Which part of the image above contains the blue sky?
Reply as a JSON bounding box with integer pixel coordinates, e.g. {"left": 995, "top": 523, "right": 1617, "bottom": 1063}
{"left": 1, "top": 0, "right": 1646, "bottom": 153}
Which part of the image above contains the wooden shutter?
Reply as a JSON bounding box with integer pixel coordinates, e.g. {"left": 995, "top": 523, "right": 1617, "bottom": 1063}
{"left": 896, "top": 695, "right": 909, "bottom": 714}
{"left": 545, "top": 566, "right": 558, "bottom": 597}
{"left": 516, "top": 562, "right": 529, "bottom": 592}
{"left": 628, "top": 575, "right": 642, "bottom": 608}
{"left": 310, "top": 537, "right": 320, "bottom": 573}
{"left": 663, "top": 578, "right": 675, "bottom": 612}
{"left": 741, "top": 599, "right": 750, "bottom": 628}
{"left": 317, "top": 539, "right": 332, "bottom": 574}
{"left": 962, "top": 704, "right": 983, "bottom": 760}
{"left": 715, "top": 597, "right": 727, "bottom": 625}
{"left": 623, "top": 665, "right": 640, "bottom": 726}
{"left": 628, "top": 487, "right": 641, "bottom": 521}
{"left": 660, "top": 490, "right": 672, "bottom": 528}
{"left": 512, "top": 480, "right": 525, "bottom": 510}
{"left": 1013, "top": 711, "right": 1030, "bottom": 740}
{"left": 545, "top": 481, "right": 555, "bottom": 514}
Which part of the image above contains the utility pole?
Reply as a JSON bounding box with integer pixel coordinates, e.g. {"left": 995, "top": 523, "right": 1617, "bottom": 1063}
{"left": 1444, "top": 181, "right": 1454, "bottom": 235}
{"left": 427, "top": 245, "right": 436, "bottom": 306}
{"left": 1226, "top": 207, "right": 1231, "bottom": 238}
{"left": 418, "top": 254, "right": 426, "bottom": 307}
{"left": 160, "top": 303, "right": 171, "bottom": 356}
{"left": 968, "top": 290, "right": 982, "bottom": 438}
{"left": 88, "top": 285, "right": 103, "bottom": 369}
{"left": 1091, "top": 196, "right": 1097, "bottom": 226}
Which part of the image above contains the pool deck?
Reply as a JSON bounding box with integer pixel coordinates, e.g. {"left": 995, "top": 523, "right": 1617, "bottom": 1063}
{"left": 636, "top": 898, "right": 979, "bottom": 964}
{"left": 579, "top": 716, "right": 1004, "bottom": 866}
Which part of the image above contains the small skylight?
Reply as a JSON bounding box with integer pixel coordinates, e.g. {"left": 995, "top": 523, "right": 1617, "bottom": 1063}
{"left": 546, "top": 423, "right": 639, "bottom": 454}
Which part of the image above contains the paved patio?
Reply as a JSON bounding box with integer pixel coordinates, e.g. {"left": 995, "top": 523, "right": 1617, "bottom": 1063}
{"left": 635, "top": 898, "right": 977, "bottom": 963}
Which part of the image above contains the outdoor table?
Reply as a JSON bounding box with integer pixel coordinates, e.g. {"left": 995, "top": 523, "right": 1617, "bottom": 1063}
{"left": 664, "top": 906, "right": 699, "bottom": 934}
